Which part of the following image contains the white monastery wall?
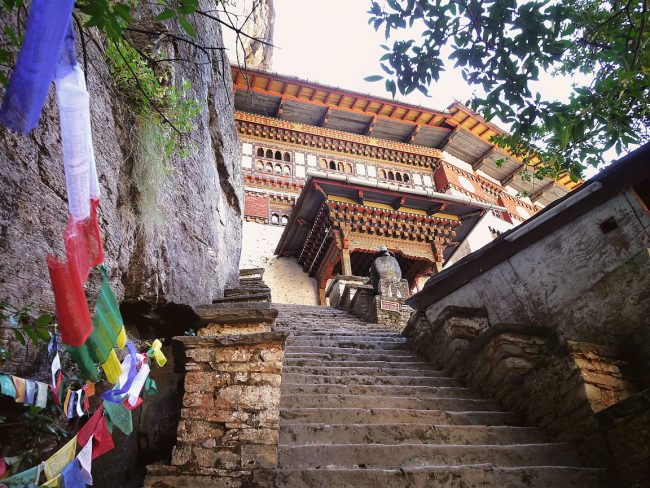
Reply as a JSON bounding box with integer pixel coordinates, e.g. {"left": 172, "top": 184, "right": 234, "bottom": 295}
{"left": 240, "top": 221, "right": 319, "bottom": 305}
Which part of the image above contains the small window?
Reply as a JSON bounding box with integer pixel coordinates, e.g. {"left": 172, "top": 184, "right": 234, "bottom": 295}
{"left": 388, "top": 171, "right": 395, "bottom": 181}
{"left": 283, "top": 165, "right": 291, "bottom": 176}
{"left": 329, "top": 160, "right": 337, "bottom": 170}
{"left": 283, "top": 152, "right": 291, "bottom": 162}
{"left": 338, "top": 162, "right": 345, "bottom": 172}
{"left": 266, "top": 162, "right": 273, "bottom": 172}
{"left": 319, "top": 158, "right": 327, "bottom": 169}
{"left": 274, "top": 164, "right": 282, "bottom": 174}
{"left": 281, "top": 215, "right": 289, "bottom": 225}
{"left": 403, "top": 174, "right": 410, "bottom": 183}
{"left": 345, "top": 163, "right": 353, "bottom": 174}
{"left": 265, "top": 149, "right": 273, "bottom": 158}
{"left": 395, "top": 173, "right": 403, "bottom": 182}
{"left": 255, "top": 160, "right": 264, "bottom": 171}
{"left": 256, "top": 148, "right": 264, "bottom": 157}
{"left": 274, "top": 150, "right": 282, "bottom": 160}
{"left": 271, "top": 213, "right": 279, "bottom": 224}
{"left": 379, "top": 169, "right": 386, "bottom": 179}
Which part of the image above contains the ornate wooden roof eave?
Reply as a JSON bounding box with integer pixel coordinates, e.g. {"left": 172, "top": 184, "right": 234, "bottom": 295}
{"left": 236, "top": 111, "right": 445, "bottom": 166}
{"left": 232, "top": 64, "right": 449, "bottom": 124}
{"left": 233, "top": 65, "right": 583, "bottom": 192}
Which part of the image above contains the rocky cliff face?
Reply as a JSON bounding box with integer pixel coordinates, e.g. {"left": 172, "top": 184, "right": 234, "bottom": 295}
{"left": 222, "top": 0, "right": 275, "bottom": 70}
{"left": 0, "top": 7, "right": 243, "bottom": 316}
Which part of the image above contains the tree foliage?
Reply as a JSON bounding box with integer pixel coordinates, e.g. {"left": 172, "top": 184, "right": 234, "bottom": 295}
{"left": 368, "top": 0, "right": 650, "bottom": 178}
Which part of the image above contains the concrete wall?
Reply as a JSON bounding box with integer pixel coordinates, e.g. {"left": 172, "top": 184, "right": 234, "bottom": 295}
{"left": 240, "top": 221, "right": 318, "bottom": 305}
{"left": 445, "top": 212, "right": 515, "bottom": 268}
{"left": 424, "top": 189, "right": 650, "bottom": 369}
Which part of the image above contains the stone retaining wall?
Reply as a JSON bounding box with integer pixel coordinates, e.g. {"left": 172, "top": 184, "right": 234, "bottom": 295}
{"left": 403, "top": 307, "right": 640, "bottom": 476}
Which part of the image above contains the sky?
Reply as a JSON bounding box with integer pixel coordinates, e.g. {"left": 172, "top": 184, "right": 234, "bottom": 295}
{"left": 266, "top": 0, "right": 606, "bottom": 177}
{"left": 271, "top": 0, "right": 584, "bottom": 114}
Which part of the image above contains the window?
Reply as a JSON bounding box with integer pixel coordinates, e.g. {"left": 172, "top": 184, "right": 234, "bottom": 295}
{"left": 395, "top": 173, "right": 403, "bottom": 182}
{"left": 282, "top": 165, "right": 291, "bottom": 176}
{"left": 329, "top": 160, "right": 337, "bottom": 170}
{"left": 345, "top": 163, "right": 353, "bottom": 174}
{"left": 266, "top": 162, "right": 273, "bottom": 172}
{"left": 403, "top": 174, "right": 410, "bottom": 183}
{"left": 274, "top": 164, "right": 282, "bottom": 174}
{"left": 256, "top": 148, "right": 264, "bottom": 157}
{"left": 337, "top": 162, "right": 345, "bottom": 172}
{"left": 281, "top": 215, "right": 289, "bottom": 225}
{"left": 379, "top": 169, "right": 387, "bottom": 179}
{"left": 265, "top": 149, "right": 273, "bottom": 158}
{"left": 271, "top": 213, "right": 279, "bottom": 224}
{"left": 283, "top": 152, "right": 291, "bottom": 162}
{"left": 274, "top": 150, "right": 282, "bottom": 160}
{"left": 255, "top": 160, "right": 264, "bottom": 171}
{"left": 388, "top": 171, "right": 395, "bottom": 181}
{"left": 319, "top": 159, "right": 328, "bottom": 169}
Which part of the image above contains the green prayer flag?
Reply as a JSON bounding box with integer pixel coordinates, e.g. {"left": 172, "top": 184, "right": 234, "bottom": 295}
{"left": 0, "top": 373, "right": 17, "bottom": 398}
{"left": 0, "top": 464, "right": 42, "bottom": 487}
{"left": 144, "top": 377, "right": 157, "bottom": 396}
{"left": 67, "top": 266, "right": 124, "bottom": 382}
{"left": 103, "top": 400, "right": 133, "bottom": 435}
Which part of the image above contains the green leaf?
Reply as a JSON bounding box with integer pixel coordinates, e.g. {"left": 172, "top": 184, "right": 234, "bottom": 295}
{"left": 178, "top": 16, "right": 196, "bottom": 37}
{"left": 35, "top": 327, "right": 51, "bottom": 342}
{"left": 112, "top": 3, "right": 132, "bottom": 22}
{"left": 156, "top": 9, "right": 176, "bottom": 21}
{"left": 364, "top": 75, "right": 383, "bottom": 82}
{"left": 34, "top": 314, "right": 53, "bottom": 327}
{"left": 13, "top": 329, "right": 25, "bottom": 345}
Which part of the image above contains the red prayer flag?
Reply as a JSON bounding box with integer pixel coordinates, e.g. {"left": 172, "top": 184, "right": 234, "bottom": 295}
{"left": 47, "top": 199, "right": 103, "bottom": 347}
{"left": 78, "top": 405, "right": 114, "bottom": 460}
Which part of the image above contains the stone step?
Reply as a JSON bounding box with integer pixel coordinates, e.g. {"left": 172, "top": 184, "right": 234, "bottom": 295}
{"left": 281, "top": 383, "right": 481, "bottom": 399}
{"left": 280, "top": 408, "right": 520, "bottom": 426}
{"left": 282, "top": 373, "right": 460, "bottom": 387}
{"left": 224, "top": 287, "right": 271, "bottom": 296}
{"left": 284, "top": 352, "right": 426, "bottom": 362}
{"left": 277, "top": 443, "right": 581, "bottom": 469}
{"left": 211, "top": 292, "right": 271, "bottom": 304}
{"left": 239, "top": 267, "right": 264, "bottom": 277}
{"left": 279, "top": 423, "right": 547, "bottom": 446}
{"left": 273, "top": 465, "right": 607, "bottom": 488}
{"left": 287, "top": 335, "right": 406, "bottom": 349}
{"left": 283, "top": 359, "right": 438, "bottom": 370}
{"left": 280, "top": 394, "right": 497, "bottom": 411}
{"left": 283, "top": 331, "right": 404, "bottom": 339}
{"left": 285, "top": 345, "right": 413, "bottom": 354}
{"left": 282, "top": 366, "right": 448, "bottom": 377}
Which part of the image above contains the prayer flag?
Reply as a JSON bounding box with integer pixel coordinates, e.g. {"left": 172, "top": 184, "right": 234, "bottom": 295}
{"left": 36, "top": 382, "right": 49, "bottom": 409}
{"left": 12, "top": 376, "right": 26, "bottom": 403}
{"left": 61, "top": 459, "right": 85, "bottom": 488}
{"left": 44, "top": 436, "right": 77, "bottom": 481}
{"left": 0, "top": 464, "right": 42, "bottom": 487}
{"left": 76, "top": 436, "right": 93, "bottom": 485}
{"left": 147, "top": 340, "right": 167, "bottom": 367}
{"left": 77, "top": 407, "right": 113, "bottom": 460}
{"left": 0, "top": 374, "right": 16, "bottom": 398}
{"left": 24, "top": 380, "right": 36, "bottom": 405}
{"left": 0, "top": 0, "right": 76, "bottom": 133}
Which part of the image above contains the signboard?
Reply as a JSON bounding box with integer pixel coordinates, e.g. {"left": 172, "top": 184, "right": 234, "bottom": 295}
{"left": 380, "top": 300, "right": 400, "bottom": 312}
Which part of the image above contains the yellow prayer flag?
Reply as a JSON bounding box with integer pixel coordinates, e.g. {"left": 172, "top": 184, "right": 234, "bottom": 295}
{"left": 40, "top": 474, "right": 61, "bottom": 487}
{"left": 44, "top": 436, "right": 77, "bottom": 480}
{"left": 101, "top": 349, "right": 122, "bottom": 384}
{"left": 12, "top": 376, "right": 26, "bottom": 403}
{"left": 149, "top": 339, "right": 167, "bottom": 367}
{"left": 116, "top": 326, "right": 127, "bottom": 349}
{"left": 62, "top": 389, "right": 72, "bottom": 415}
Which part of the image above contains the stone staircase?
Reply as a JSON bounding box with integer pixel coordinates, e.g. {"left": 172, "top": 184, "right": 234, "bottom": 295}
{"left": 271, "top": 304, "right": 607, "bottom": 488}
